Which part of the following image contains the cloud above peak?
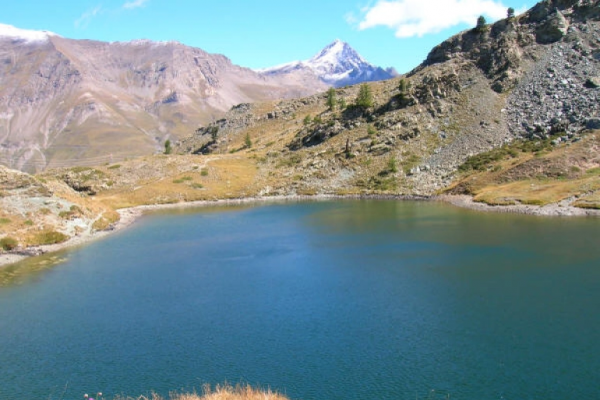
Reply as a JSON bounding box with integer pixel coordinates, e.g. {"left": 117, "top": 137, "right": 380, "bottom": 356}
{"left": 123, "top": 0, "right": 150, "bottom": 9}
{"left": 357, "top": 0, "right": 510, "bottom": 38}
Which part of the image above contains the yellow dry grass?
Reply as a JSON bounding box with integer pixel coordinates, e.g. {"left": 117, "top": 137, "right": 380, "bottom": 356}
{"left": 97, "top": 155, "right": 259, "bottom": 209}
{"left": 472, "top": 176, "right": 600, "bottom": 206}
{"left": 453, "top": 132, "right": 600, "bottom": 207}
{"left": 114, "top": 384, "right": 289, "bottom": 400}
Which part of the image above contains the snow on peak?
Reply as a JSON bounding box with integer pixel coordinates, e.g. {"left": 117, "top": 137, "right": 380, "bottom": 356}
{"left": 307, "top": 39, "right": 370, "bottom": 75}
{"left": 258, "top": 39, "right": 395, "bottom": 87}
{"left": 0, "top": 23, "right": 58, "bottom": 43}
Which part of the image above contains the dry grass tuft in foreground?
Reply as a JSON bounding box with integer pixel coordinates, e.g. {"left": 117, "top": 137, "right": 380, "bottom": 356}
{"left": 114, "top": 384, "right": 290, "bottom": 400}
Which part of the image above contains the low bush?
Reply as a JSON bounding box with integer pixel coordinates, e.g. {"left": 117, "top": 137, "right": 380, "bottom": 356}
{"left": 32, "top": 231, "right": 68, "bottom": 246}
{"left": 0, "top": 237, "right": 18, "bottom": 251}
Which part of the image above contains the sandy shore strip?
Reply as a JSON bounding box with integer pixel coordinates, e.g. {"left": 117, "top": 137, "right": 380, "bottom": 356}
{"left": 439, "top": 194, "right": 600, "bottom": 217}
{"left": 1, "top": 193, "right": 598, "bottom": 268}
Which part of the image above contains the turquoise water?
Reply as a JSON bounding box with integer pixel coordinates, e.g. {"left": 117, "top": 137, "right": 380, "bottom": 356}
{"left": 0, "top": 200, "right": 599, "bottom": 400}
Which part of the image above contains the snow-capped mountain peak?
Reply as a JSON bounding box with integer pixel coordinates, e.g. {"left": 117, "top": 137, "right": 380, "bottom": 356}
{"left": 258, "top": 40, "right": 396, "bottom": 88}
{"left": 0, "top": 23, "right": 58, "bottom": 43}
{"left": 308, "top": 39, "right": 367, "bottom": 69}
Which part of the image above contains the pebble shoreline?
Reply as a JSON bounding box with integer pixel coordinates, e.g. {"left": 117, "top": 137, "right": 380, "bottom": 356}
{"left": 1, "top": 194, "right": 598, "bottom": 268}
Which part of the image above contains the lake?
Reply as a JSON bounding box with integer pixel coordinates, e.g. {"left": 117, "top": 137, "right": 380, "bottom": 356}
{"left": 0, "top": 200, "right": 599, "bottom": 400}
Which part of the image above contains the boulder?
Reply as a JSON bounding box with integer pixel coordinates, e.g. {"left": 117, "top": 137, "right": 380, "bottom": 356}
{"left": 585, "top": 118, "right": 600, "bottom": 130}
{"left": 584, "top": 77, "right": 600, "bottom": 89}
{"left": 536, "top": 9, "right": 569, "bottom": 44}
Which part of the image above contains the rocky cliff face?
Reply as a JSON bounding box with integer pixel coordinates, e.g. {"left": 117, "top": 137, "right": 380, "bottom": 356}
{"left": 0, "top": 31, "right": 326, "bottom": 172}
{"left": 419, "top": 0, "right": 600, "bottom": 138}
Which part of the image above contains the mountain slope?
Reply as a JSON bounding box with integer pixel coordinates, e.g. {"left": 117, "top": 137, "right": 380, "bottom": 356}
{"left": 176, "top": 0, "right": 599, "bottom": 200}
{"left": 0, "top": 27, "right": 327, "bottom": 172}
{"left": 259, "top": 39, "right": 397, "bottom": 87}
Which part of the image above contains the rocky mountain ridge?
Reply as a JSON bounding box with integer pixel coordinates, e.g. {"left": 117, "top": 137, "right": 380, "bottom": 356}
{"left": 0, "top": 29, "right": 328, "bottom": 172}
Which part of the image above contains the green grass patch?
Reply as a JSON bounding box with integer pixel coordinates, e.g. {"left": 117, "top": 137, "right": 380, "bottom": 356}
{"left": 586, "top": 167, "right": 600, "bottom": 176}
{"left": 108, "top": 164, "right": 121, "bottom": 170}
{"left": 0, "top": 218, "right": 10, "bottom": 224}
{"left": 191, "top": 183, "right": 204, "bottom": 189}
{"left": 71, "top": 167, "right": 92, "bottom": 173}
{"left": 201, "top": 168, "right": 209, "bottom": 176}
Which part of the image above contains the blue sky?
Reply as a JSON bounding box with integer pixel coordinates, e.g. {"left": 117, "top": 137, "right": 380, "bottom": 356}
{"left": 3, "top": 0, "right": 534, "bottom": 73}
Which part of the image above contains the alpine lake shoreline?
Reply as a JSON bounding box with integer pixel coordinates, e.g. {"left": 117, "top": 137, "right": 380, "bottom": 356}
{"left": 2, "top": 192, "right": 599, "bottom": 269}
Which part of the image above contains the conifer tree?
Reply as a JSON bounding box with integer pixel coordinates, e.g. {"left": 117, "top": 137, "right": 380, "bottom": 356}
{"left": 355, "top": 83, "right": 373, "bottom": 109}
{"left": 476, "top": 15, "right": 487, "bottom": 32}
{"left": 326, "top": 87, "right": 337, "bottom": 111}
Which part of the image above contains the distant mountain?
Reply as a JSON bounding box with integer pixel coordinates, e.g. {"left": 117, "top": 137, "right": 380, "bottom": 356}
{"left": 259, "top": 39, "right": 397, "bottom": 87}
{"left": 0, "top": 24, "right": 326, "bottom": 171}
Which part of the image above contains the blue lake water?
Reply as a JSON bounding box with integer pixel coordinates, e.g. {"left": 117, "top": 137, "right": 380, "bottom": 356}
{"left": 0, "top": 200, "right": 599, "bottom": 400}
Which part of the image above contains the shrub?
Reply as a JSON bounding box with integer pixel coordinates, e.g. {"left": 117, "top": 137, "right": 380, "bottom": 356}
{"left": 303, "top": 115, "right": 312, "bottom": 125}
{"left": 244, "top": 133, "right": 252, "bottom": 148}
{"left": 32, "top": 231, "right": 68, "bottom": 246}
{"left": 164, "top": 139, "right": 172, "bottom": 155}
{"left": 388, "top": 156, "right": 398, "bottom": 173}
{"left": 173, "top": 176, "right": 193, "bottom": 184}
{"left": 507, "top": 7, "right": 515, "bottom": 18}
{"left": 209, "top": 126, "right": 219, "bottom": 141}
{"left": 201, "top": 168, "right": 209, "bottom": 176}
{"left": 0, "top": 237, "right": 18, "bottom": 251}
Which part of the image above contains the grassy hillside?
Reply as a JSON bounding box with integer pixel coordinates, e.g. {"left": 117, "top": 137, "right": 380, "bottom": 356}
{"left": 447, "top": 131, "right": 600, "bottom": 208}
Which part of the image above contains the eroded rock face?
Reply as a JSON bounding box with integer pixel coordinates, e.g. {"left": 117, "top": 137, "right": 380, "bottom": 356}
{"left": 422, "top": 0, "right": 599, "bottom": 95}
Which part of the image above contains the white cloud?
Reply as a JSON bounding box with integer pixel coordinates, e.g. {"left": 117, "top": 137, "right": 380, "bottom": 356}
{"left": 75, "top": 6, "right": 102, "bottom": 29}
{"left": 357, "top": 0, "right": 510, "bottom": 38}
{"left": 123, "top": 0, "right": 149, "bottom": 9}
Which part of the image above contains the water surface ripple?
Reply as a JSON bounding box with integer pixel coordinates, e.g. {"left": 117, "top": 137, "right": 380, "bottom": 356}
{"left": 0, "top": 200, "right": 599, "bottom": 400}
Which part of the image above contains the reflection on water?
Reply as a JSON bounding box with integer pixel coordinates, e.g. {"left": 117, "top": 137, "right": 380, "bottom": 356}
{"left": 0, "top": 253, "right": 69, "bottom": 286}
